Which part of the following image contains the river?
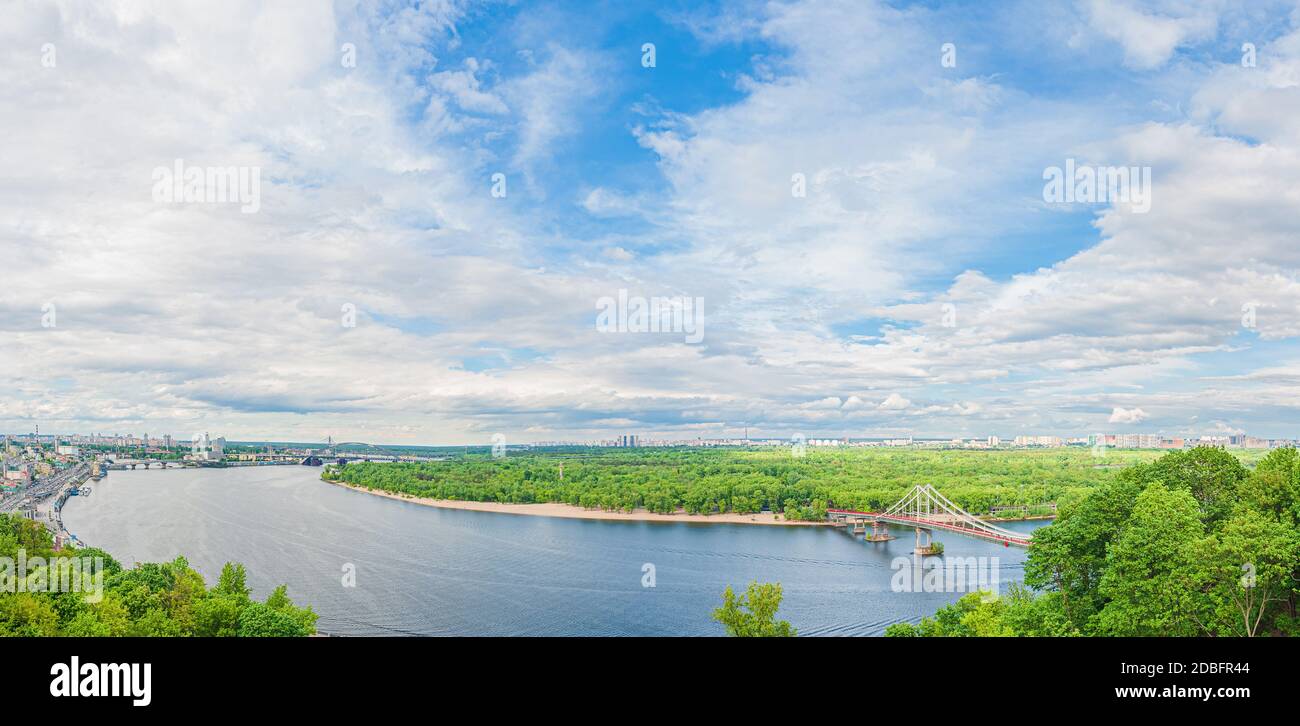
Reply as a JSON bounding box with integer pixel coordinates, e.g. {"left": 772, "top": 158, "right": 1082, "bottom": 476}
{"left": 61, "top": 465, "right": 1049, "bottom": 636}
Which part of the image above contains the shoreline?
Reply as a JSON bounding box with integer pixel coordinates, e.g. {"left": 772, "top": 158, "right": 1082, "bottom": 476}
{"left": 322, "top": 478, "right": 1056, "bottom": 527}
{"left": 322, "top": 478, "right": 827, "bottom": 526}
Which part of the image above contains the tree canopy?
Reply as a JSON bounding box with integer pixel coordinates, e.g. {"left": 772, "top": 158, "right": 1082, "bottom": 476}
{"left": 712, "top": 581, "right": 796, "bottom": 637}
{"left": 0, "top": 514, "right": 316, "bottom": 638}
{"left": 327, "top": 446, "right": 1194, "bottom": 520}
{"left": 894, "top": 446, "right": 1300, "bottom": 637}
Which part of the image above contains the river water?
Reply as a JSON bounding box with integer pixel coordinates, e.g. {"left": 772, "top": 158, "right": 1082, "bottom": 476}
{"left": 62, "top": 465, "right": 1049, "bottom": 636}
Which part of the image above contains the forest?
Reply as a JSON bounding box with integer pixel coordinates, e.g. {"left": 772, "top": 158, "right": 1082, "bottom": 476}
{"left": 0, "top": 514, "right": 317, "bottom": 637}
{"left": 327, "top": 446, "right": 1246, "bottom": 521}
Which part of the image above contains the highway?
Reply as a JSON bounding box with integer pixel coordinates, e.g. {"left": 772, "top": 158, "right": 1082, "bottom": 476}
{"left": 0, "top": 461, "right": 90, "bottom": 522}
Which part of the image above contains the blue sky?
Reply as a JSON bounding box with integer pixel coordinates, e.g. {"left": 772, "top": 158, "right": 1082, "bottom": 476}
{"left": 4, "top": 0, "right": 1300, "bottom": 443}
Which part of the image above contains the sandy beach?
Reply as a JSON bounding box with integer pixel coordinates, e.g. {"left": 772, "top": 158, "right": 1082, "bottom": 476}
{"left": 323, "top": 478, "right": 829, "bottom": 526}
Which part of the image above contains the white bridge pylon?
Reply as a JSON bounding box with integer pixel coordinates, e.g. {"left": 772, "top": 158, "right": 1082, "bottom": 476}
{"left": 829, "top": 484, "right": 1033, "bottom": 548}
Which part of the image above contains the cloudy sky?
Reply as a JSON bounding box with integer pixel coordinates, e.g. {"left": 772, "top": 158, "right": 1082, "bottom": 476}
{"left": 4, "top": 0, "right": 1300, "bottom": 444}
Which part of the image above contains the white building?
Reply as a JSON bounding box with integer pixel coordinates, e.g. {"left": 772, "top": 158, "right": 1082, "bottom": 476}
{"left": 192, "top": 432, "right": 226, "bottom": 461}
{"left": 1014, "top": 435, "right": 1062, "bottom": 447}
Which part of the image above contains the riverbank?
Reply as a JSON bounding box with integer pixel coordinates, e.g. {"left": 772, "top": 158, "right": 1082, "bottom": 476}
{"left": 323, "top": 478, "right": 829, "bottom": 526}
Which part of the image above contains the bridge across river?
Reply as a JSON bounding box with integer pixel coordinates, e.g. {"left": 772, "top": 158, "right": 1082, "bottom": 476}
{"left": 105, "top": 459, "right": 190, "bottom": 470}
{"left": 828, "top": 484, "right": 1035, "bottom": 550}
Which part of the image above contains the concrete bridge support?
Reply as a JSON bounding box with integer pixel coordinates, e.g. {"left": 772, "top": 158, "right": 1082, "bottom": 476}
{"left": 914, "top": 527, "right": 939, "bottom": 556}
{"left": 865, "top": 519, "right": 894, "bottom": 542}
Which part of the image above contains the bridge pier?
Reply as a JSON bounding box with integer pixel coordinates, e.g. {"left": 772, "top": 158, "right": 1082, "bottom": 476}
{"left": 914, "top": 527, "right": 940, "bottom": 556}
{"left": 864, "top": 519, "right": 894, "bottom": 542}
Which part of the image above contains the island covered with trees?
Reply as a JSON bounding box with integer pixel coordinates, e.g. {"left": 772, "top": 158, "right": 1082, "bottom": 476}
{"left": 0, "top": 514, "right": 317, "bottom": 637}
{"left": 325, "top": 446, "right": 1254, "bottom": 521}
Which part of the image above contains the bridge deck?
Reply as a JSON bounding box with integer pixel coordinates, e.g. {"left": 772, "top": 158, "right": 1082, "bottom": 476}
{"left": 827, "top": 508, "right": 1032, "bottom": 547}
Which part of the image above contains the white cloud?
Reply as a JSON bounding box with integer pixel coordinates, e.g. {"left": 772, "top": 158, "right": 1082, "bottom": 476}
{"left": 5, "top": 0, "right": 1300, "bottom": 444}
{"left": 1108, "top": 407, "right": 1149, "bottom": 424}
{"left": 878, "top": 393, "right": 912, "bottom": 411}
{"left": 428, "top": 58, "right": 509, "bottom": 115}
{"left": 503, "top": 45, "right": 602, "bottom": 173}
{"left": 1082, "top": 0, "right": 1221, "bottom": 70}
{"left": 583, "top": 188, "right": 644, "bottom": 218}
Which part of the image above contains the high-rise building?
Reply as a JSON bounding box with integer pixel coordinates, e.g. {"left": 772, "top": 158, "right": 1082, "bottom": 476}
{"left": 1110, "top": 434, "right": 1162, "bottom": 449}
{"left": 1013, "top": 435, "right": 1062, "bottom": 447}
{"left": 192, "top": 432, "right": 226, "bottom": 461}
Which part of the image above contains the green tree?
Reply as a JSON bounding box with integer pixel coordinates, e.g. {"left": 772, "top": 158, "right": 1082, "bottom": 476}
{"left": 1096, "top": 483, "right": 1203, "bottom": 636}
{"left": 264, "top": 585, "right": 319, "bottom": 635}
{"left": 1240, "top": 447, "right": 1300, "bottom": 525}
{"left": 214, "top": 562, "right": 251, "bottom": 601}
{"left": 126, "top": 607, "right": 182, "bottom": 637}
{"left": 72, "top": 547, "right": 123, "bottom": 575}
{"left": 0, "top": 592, "right": 60, "bottom": 636}
{"left": 62, "top": 594, "right": 131, "bottom": 637}
{"left": 712, "top": 581, "right": 796, "bottom": 637}
{"left": 237, "top": 601, "right": 311, "bottom": 637}
{"left": 1138, "top": 446, "right": 1247, "bottom": 525}
{"left": 998, "top": 589, "right": 1079, "bottom": 637}
{"left": 1023, "top": 476, "right": 1142, "bottom": 630}
{"left": 883, "top": 622, "right": 920, "bottom": 637}
{"left": 1180, "top": 508, "right": 1300, "bottom": 636}
{"left": 193, "top": 595, "right": 243, "bottom": 637}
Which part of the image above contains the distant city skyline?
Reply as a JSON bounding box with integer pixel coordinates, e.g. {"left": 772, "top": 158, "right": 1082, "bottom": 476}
{"left": 5, "top": 2, "right": 1300, "bottom": 443}
{"left": 3, "top": 426, "right": 1294, "bottom": 451}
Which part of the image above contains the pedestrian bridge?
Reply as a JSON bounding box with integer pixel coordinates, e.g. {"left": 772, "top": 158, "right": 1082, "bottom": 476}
{"left": 828, "top": 484, "right": 1034, "bottom": 549}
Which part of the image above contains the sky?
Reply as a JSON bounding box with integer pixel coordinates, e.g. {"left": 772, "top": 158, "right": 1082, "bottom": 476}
{"left": 3, "top": 0, "right": 1300, "bottom": 445}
